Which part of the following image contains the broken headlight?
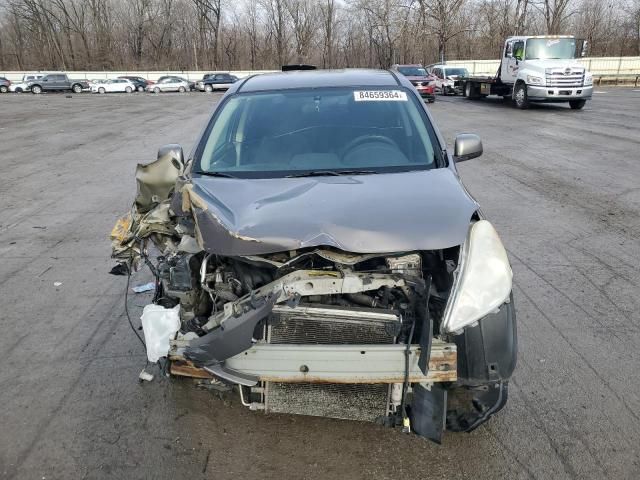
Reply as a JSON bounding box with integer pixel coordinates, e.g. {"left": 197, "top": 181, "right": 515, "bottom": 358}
{"left": 441, "top": 220, "right": 512, "bottom": 334}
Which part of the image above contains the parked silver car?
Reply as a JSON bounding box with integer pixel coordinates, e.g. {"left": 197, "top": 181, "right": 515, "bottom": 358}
{"left": 111, "top": 69, "right": 516, "bottom": 444}
{"left": 147, "top": 77, "right": 190, "bottom": 93}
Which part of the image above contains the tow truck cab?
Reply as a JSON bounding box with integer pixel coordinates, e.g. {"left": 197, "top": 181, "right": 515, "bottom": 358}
{"left": 461, "top": 35, "right": 593, "bottom": 110}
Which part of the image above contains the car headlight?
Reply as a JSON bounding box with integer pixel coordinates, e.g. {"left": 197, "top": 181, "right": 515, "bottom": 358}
{"left": 441, "top": 220, "right": 513, "bottom": 334}
{"left": 527, "top": 75, "right": 544, "bottom": 85}
{"left": 584, "top": 73, "right": 593, "bottom": 86}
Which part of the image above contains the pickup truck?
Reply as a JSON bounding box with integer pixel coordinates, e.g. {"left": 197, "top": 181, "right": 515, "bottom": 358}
{"left": 459, "top": 35, "right": 592, "bottom": 110}
{"left": 28, "top": 74, "right": 90, "bottom": 94}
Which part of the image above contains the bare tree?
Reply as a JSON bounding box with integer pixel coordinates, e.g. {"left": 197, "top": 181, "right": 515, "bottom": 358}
{"left": 0, "top": 0, "right": 637, "bottom": 72}
{"left": 261, "top": 0, "right": 289, "bottom": 65}
{"left": 286, "top": 0, "right": 318, "bottom": 63}
{"left": 416, "top": 0, "right": 469, "bottom": 62}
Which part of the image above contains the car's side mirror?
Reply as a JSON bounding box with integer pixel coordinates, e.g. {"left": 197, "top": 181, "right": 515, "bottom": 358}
{"left": 454, "top": 134, "right": 483, "bottom": 162}
{"left": 158, "top": 144, "right": 185, "bottom": 170}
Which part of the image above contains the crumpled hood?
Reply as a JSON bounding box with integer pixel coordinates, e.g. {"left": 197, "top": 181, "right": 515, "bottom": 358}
{"left": 186, "top": 169, "right": 478, "bottom": 255}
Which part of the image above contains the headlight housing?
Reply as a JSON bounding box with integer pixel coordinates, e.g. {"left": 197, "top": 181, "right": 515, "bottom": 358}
{"left": 441, "top": 220, "right": 513, "bottom": 334}
{"left": 527, "top": 75, "right": 544, "bottom": 85}
{"left": 584, "top": 73, "right": 593, "bottom": 86}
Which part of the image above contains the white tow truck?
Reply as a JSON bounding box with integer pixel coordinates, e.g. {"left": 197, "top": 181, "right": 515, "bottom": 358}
{"left": 460, "top": 35, "right": 593, "bottom": 109}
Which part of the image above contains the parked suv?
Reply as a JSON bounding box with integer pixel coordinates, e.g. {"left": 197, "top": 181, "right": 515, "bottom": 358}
{"left": 391, "top": 64, "right": 436, "bottom": 102}
{"left": 197, "top": 73, "right": 239, "bottom": 92}
{"left": 9, "top": 74, "right": 45, "bottom": 93}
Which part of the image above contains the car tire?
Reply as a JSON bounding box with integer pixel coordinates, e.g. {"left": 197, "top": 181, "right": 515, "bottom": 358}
{"left": 205, "top": 85, "right": 213, "bottom": 93}
{"left": 154, "top": 87, "right": 161, "bottom": 94}
{"left": 137, "top": 86, "right": 144, "bottom": 92}
{"left": 31, "top": 85, "right": 42, "bottom": 94}
{"left": 512, "top": 83, "right": 529, "bottom": 109}
{"left": 441, "top": 86, "right": 448, "bottom": 96}
{"left": 427, "top": 98, "right": 435, "bottom": 103}
{"left": 72, "top": 84, "right": 82, "bottom": 94}
{"left": 125, "top": 86, "right": 132, "bottom": 93}
{"left": 15, "top": 88, "right": 23, "bottom": 93}
{"left": 178, "top": 86, "right": 186, "bottom": 93}
{"left": 0, "top": 85, "right": 7, "bottom": 93}
{"left": 569, "top": 99, "right": 586, "bottom": 110}
{"left": 98, "top": 87, "right": 106, "bottom": 94}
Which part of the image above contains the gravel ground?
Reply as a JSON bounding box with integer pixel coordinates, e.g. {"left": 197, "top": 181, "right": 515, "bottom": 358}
{"left": 1, "top": 88, "right": 639, "bottom": 480}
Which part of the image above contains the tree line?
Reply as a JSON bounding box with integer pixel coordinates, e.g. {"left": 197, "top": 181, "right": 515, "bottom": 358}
{"left": 0, "top": 0, "right": 639, "bottom": 72}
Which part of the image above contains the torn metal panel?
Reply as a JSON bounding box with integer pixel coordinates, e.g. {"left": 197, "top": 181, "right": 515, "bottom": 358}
{"left": 184, "top": 294, "right": 278, "bottom": 366}
{"left": 135, "top": 149, "right": 182, "bottom": 213}
{"left": 183, "top": 168, "right": 478, "bottom": 255}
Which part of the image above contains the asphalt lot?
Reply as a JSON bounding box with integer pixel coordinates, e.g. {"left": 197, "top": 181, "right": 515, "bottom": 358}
{"left": 1, "top": 88, "right": 640, "bottom": 480}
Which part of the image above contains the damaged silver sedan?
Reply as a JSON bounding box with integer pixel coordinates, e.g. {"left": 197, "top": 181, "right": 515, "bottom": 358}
{"left": 111, "top": 69, "right": 516, "bottom": 443}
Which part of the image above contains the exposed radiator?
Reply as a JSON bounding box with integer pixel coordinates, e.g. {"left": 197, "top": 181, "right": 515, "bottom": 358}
{"left": 263, "top": 305, "right": 400, "bottom": 422}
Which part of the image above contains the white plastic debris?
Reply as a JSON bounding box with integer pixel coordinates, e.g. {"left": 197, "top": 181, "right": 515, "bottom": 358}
{"left": 140, "top": 304, "right": 180, "bottom": 362}
{"left": 139, "top": 369, "right": 155, "bottom": 382}
{"left": 132, "top": 281, "right": 156, "bottom": 293}
{"left": 53, "top": 282, "right": 62, "bottom": 287}
{"left": 177, "top": 235, "right": 203, "bottom": 253}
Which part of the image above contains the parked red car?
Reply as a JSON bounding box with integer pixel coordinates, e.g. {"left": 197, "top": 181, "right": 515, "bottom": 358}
{"left": 391, "top": 64, "right": 436, "bottom": 103}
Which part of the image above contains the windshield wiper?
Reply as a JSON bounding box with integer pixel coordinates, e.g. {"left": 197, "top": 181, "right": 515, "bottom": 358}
{"left": 285, "top": 170, "right": 378, "bottom": 178}
{"left": 197, "top": 171, "right": 238, "bottom": 178}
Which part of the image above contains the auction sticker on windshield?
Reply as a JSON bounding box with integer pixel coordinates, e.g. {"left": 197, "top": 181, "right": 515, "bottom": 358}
{"left": 354, "top": 90, "right": 408, "bottom": 101}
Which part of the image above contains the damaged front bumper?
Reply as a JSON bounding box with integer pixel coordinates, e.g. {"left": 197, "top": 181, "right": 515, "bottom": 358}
{"left": 170, "top": 341, "right": 457, "bottom": 385}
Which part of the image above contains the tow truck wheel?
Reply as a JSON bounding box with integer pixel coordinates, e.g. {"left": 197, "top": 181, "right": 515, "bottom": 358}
{"left": 513, "top": 83, "right": 529, "bottom": 109}
{"left": 569, "top": 99, "right": 586, "bottom": 110}
{"left": 464, "top": 82, "right": 479, "bottom": 100}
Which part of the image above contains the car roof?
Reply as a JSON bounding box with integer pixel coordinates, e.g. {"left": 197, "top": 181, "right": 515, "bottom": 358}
{"left": 237, "top": 69, "right": 402, "bottom": 93}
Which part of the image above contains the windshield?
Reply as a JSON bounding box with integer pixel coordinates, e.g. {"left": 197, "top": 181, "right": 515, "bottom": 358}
{"left": 526, "top": 38, "right": 577, "bottom": 60}
{"left": 195, "top": 87, "right": 442, "bottom": 178}
{"left": 443, "top": 68, "right": 468, "bottom": 77}
{"left": 398, "top": 67, "right": 427, "bottom": 77}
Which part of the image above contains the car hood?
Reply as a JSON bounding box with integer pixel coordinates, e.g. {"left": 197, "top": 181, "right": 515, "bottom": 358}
{"left": 405, "top": 75, "right": 431, "bottom": 82}
{"left": 184, "top": 168, "right": 479, "bottom": 255}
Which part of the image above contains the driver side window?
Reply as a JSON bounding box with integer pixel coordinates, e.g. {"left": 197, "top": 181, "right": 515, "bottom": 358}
{"left": 513, "top": 41, "right": 525, "bottom": 61}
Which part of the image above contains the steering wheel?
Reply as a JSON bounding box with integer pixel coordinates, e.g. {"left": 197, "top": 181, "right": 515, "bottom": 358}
{"left": 341, "top": 134, "right": 399, "bottom": 159}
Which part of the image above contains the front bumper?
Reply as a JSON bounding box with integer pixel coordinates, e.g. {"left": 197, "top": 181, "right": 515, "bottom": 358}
{"left": 415, "top": 86, "right": 436, "bottom": 101}
{"left": 528, "top": 85, "right": 593, "bottom": 101}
